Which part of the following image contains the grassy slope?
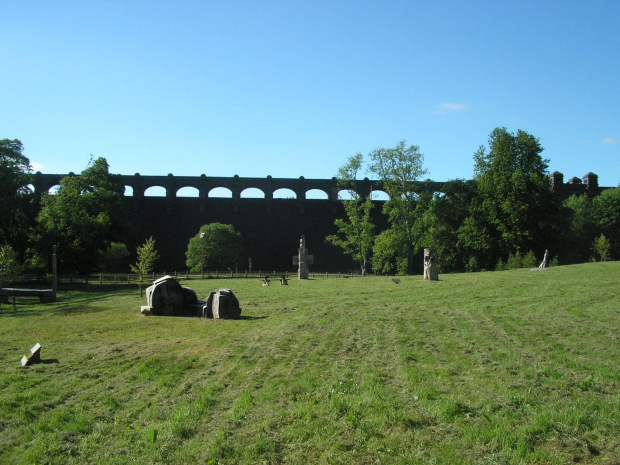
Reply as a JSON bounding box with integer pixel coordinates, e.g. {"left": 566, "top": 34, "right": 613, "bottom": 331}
{"left": 1, "top": 263, "right": 619, "bottom": 464}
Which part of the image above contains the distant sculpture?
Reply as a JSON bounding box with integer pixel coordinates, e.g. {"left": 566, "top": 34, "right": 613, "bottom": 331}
{"left": 293, "top": 235, "right": 314, "bottom": 279}
{"left": 423, "top": 248, "right": 438, "bottom": 281}
{"left": 539, "top": 249, "right": 549, "bottom": 269}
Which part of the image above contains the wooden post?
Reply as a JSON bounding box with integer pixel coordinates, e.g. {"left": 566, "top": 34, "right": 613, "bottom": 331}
{"left": 52, "top": 245, "right": 58, "bottom": 299}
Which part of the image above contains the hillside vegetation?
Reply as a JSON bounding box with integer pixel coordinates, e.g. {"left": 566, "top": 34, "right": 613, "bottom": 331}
{"left": 1, "top": 263, "right": 619, "bottom": 464}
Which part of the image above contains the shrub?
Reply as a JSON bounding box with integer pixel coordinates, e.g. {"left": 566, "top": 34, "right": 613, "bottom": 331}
{"left": 506, "top": 251, "right": 522, "bottom": 270}
{"left": 522, "top": 250, "right": 537, "bottom": 268}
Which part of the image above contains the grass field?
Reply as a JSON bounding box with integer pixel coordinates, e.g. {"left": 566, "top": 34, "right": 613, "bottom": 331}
{"left": 1, "top": 263, "right": 619, "bottom": 464}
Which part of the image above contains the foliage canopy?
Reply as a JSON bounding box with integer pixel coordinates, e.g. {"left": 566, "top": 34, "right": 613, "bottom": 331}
{"left": 186, "top": 223, "right": 244, "bottom": 272}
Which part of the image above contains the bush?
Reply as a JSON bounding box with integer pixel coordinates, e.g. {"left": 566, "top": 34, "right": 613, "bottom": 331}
{"left": 506, "top": 251, "right": 522, "bottom": 270}
{"left": 466, "top": 256, "right": 479, "bottom": 272}
{"left": 522, "top": 250, "right": 537, "bottom": 268}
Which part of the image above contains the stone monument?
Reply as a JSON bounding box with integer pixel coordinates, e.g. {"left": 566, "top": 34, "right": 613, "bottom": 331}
{"left": 205, "top": 289, "right": 242, "bottom": 319}
{"left": 423, "top": 248, "right": 438, "bottom": 281}
{"left": 141, "top": 275, "right": 205, "bottom": 316}
{"left": 292, "top": 235, "right": 314, "bottom": 279}
{"left": 539, "top": 249, "right": 549, "bottom": 269}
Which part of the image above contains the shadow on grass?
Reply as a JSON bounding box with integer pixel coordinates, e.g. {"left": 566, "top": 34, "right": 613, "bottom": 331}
{"left": 237, "top": 315, "right": 268, "bottom": 321}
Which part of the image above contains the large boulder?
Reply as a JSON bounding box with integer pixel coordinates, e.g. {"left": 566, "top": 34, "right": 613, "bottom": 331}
{"left": 205, "top": 289, "right": 242, "bottom": 319}
{"left": 143, "top": 276, "right": 200, "bottom": 316}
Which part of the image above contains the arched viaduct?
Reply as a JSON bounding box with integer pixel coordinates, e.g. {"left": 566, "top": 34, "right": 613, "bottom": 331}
{"left": 30, "top": 171, "right": 610, "bottom": 273}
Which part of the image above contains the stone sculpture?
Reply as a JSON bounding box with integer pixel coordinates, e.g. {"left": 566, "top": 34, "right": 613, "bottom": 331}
{"left": 292, "top": 235, "right": 314, "bottom": 279}
{"left": 423, "top": 248, "right": 439, "bottom": 281}
{"left": 140, "top": 276, "right": 241, "bottom": 319}
{"left": 205, "top": 289, "right": 242, "bottom": 319}
{"left": 141, "top": 275, "right": 205, "bottom": 316}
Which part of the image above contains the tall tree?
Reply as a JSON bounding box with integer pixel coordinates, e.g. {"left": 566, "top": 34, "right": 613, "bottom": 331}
{"left": 130, "top": 237, "right": 159, "bottom": 296}
{"left": 326, "top": 153, "right": 375, "bottom": 276}
{"left": 186, "top": 223, "right": 244, "bottom": 274}
{"left": 37, "top": 157, "right": 125, "bottom": 274}
{"left": 367, "top": 141, "right": 429, "bottom": 275}
{"left": 593, "top": 187, "right": 620, "bottom": 259}
{"left": 560, "top": 194, "right": 597, "bottom": 264}
{"left": 460, "top": 128, "right": 560, "bottom": 269}
{"left": 425, "top": 180, "right": 478, "bottom": 272}
{"left": 0, "top": 139, "right": 36, "bottom": 255}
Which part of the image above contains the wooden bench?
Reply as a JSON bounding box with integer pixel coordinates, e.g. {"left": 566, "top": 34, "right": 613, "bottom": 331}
{"left": 0, "top": 288, "right": 57, "bottom": 304}
{"left": 280, "top": 276, "right": 288, "bottom": 285}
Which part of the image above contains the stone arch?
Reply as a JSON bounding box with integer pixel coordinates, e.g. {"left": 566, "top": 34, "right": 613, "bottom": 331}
{"left": 144, "top": 186, "right": 167, "bottom": 197}
{"left": 371, "top": 190, "right": 389, "bottom": 201}
{"left": 306, "top": 189, "right": 329, "bottom": 200}
{"left": 209, "top": 187, "right": 233, "bottom": 198}
{"left": 273, "top": 188, "right": 297, "bottom": 199}
{"left": 337, "top": 189, "right": 356, "bottom": 201}
{"left": 240, "top": 187, "right": 265, "bottom": 198}
{"left": 48, "top": 184, "right": 61, "bottom": 195}
{"left": 124, "top": 185, "right": 134, "bottom": 196}
{"left": 177, "top": 186, "right": 200, "bottom": 198}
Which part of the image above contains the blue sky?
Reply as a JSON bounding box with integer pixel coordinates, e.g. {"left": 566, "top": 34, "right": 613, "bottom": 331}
{"left": 2, "top": 1, "right": 619, "bottom": 187}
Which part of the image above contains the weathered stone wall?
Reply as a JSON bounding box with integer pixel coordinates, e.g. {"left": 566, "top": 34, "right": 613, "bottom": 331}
{"left": 122, "top": 195, "right": 389, "bottom": 273}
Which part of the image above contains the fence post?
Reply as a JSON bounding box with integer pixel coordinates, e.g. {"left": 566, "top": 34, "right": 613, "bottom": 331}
{"left": 325, "top": 272, "right": 328, "bottom": 278}
{"left": 186, "top": 270, "right": 189, "bottom": 279}
{"left": 100, "top": 273, "right": 103, "bottom": 285}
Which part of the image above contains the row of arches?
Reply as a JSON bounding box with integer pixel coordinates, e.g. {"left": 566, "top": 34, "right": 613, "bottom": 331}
{"left": 31, "top": 184, "right": 391, "bottom": 201}
{"left": 125, "top": 186, "right": 390, "bottom": 200}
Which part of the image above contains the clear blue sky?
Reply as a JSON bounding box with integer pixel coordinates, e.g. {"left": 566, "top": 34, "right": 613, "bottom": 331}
{"left": 2, "top": 1, "right": 619, "bottom": 187}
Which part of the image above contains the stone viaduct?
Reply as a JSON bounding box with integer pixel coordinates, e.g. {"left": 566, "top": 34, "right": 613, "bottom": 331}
{"left": 30, "top": 171, "right": 610, "bottom": 273}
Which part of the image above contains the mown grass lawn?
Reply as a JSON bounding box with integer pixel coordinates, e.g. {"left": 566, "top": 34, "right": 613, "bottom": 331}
{"left": 1, "top": 263, "right": 619, "bottom": 464}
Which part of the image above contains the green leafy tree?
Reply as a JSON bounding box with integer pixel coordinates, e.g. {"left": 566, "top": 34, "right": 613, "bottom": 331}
{"left": 130, "top": 237, "right": 159, "bottom": 296}
{"left": 425, "top": 180, "right": 478, "bottom": 272}
{"left": 186, "top": 223, "right": 244, "bottom": 275}
{"left": 326, "top": 153, "right": 375, "bottom": 276}
{"left": 593, "top": 234, "right": 611, "bottom": 262}
{"left": 593, "top": 187, "right": 620, "bottom": 259}
{"left": 0, "top": 139, "right": 36, "bottom": 255}
{"left": 459, "top": 128, "right": 561, "bottom": 269}
{"left": 367, "top": 141, "right": 429, "bottom": 275}
{"left": 561, "top": 194, "right": 598, "bottom": 264}
{"left": 0, "top": 245, "right": 23, "bottom": 285}
{"left": 100, "top": 242, "right": 130, "bottom": 272}
{"left": 37, "top": 157, "right": 125, "bottom": 274}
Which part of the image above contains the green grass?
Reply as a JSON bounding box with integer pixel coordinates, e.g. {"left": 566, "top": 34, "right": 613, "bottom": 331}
{"left": 1, "top": 263, "right": 620, "bottom": 464}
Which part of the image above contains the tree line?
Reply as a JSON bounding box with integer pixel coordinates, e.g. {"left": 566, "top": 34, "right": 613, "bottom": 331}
{"left": 1, "top": 129, "right": 618, "bottom": 280}
{"left": 327, "top": 128, "right": 619, "bottom": 275}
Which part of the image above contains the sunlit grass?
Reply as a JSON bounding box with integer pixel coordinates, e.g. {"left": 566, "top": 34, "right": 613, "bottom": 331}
{"left": 1, "top": 263, "right": 619, "bottom": 464}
